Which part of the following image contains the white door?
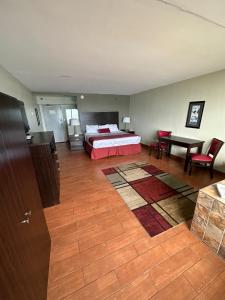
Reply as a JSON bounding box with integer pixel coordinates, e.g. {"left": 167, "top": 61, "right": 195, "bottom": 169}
{"left": 42, "top": 105, "right": 67, "bottom": 142}
{"left": 42, "top": 105, "right": 77, "bottom": 142}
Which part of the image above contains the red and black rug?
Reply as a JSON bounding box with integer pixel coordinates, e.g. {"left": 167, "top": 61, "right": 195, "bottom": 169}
{"left": 102, "top": 162, "right": 198, "bottom": 237}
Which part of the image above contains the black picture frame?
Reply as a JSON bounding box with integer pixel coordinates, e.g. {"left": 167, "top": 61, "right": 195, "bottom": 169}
{"left": 185, "top": 101, "right": 205, "bottom": 129}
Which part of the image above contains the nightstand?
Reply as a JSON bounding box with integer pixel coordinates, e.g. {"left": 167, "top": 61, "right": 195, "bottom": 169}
{"left": 121, "top": 129, "right": 135, "bottom": 134}
{"left": 69, "top": 134, "right": 84, "bottom": 150}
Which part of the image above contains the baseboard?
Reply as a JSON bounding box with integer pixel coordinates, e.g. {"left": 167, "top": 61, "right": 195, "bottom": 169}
{"left": 141, "top": 143, "right": 149, "bottom": 149}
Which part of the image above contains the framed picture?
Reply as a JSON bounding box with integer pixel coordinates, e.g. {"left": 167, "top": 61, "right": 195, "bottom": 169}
{"left": 185, "top": 101, "right": 205, "bottom": 129}
{"left": 35, "top": 107, "right": 41, "bottom": 126}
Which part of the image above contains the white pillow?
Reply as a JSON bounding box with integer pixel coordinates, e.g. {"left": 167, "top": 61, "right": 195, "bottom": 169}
{"left": 86, "top": 125, "right": 99, "bottom": 133}
{"left": 108, "top": 124, "right": 119, "bottom": 132}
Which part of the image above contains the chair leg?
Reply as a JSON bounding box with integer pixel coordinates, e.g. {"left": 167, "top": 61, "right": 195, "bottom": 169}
{"left": 157, "top": 148, "right": 161, "bottom": 159}
{"left": 189, "top": 160, "right": 192, "bottom": 175}
{"left": 157, "top": 151, "right": 160, "bottom": 159}
{"left": 160, "top": 149, "right": 163, "bottom": 159}
{"left": 210, "top": 166, "right": 214, "bottom": 179}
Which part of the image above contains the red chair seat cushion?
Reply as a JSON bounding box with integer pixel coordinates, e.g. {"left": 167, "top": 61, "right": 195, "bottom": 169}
{"left": 149, "top": 142, "right": 158, "bottom": 149}
{"left": 190, "top": 153, "right": 213, "bottom": 162}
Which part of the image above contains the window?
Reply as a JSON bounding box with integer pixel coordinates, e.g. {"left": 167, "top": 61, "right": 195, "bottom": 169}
{"left": 66, "top": 108, "right": 79, "bottom": 125}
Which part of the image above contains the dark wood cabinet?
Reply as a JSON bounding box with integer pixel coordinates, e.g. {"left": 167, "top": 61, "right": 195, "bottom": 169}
{"left": 0, "top": 93, "right": 50, "bottom": 300}
{"left": 29, "top": 131, "right": 60, "bottom": 208}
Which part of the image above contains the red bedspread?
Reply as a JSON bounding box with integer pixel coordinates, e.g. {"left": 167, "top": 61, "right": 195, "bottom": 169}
{"left": 85, "top": 142, "right": 141, "bottom": 160}
{"left": 88, "top": 133, "right": 137, "bottom": 145}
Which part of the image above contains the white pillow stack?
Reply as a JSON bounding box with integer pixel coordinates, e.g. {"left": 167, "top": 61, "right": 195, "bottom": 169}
{"left": 108, "top": 124, "right": 119, "bottom": 132}
{"left": 85, "top": 124, "right": 119, "bottom": 133}
{"left": 86, "top": 125, "right": 99, "bottom": 134}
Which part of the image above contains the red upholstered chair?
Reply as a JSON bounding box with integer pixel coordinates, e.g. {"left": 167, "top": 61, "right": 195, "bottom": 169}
{"left": 149, "top": 130, "right": 172, "bottom": 159}
{"left": 189, "top": 138, "right": 224, "bottom": 178}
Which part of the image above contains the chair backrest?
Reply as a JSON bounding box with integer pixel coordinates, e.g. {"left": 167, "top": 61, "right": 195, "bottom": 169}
{"left": 157, "top": 130, "right": 172, "bottom": 138}
{"left": 207, "top": 138, "right": 224, "bottom": 160}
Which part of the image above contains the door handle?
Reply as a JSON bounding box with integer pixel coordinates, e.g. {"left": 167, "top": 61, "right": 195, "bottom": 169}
{"left": 24, "top": 210, "right": 32, "bottom": 217}
{"left": 20, "top": 217, "right": 30, "bottom": 224}
{"left": 20, "top": 210, "right": 32, "bottom": 224}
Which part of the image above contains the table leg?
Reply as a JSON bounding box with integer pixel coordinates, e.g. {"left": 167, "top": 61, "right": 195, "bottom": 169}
{"left": 198, "top": 143, "right": 203, "bottom": 154}
{"left": 184, "top": 146, "right": 191, "bottom": 172}
{"left": 167, "top": 144, "right": 172, "bottom": 156}
{"left": 157, "top": 143, "right": 160, "bottom": 159}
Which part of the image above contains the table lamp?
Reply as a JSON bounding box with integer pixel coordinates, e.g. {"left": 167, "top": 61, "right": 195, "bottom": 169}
{"left": 122, "top": 116, "right": 130, "bottom": 131}
{"left": 70, "top": 118, "right": 80, "bottom": 137}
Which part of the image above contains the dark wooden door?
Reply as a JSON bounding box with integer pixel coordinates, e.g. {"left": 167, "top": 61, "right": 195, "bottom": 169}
{"left": 0, "top": 93, "right": 51, "bottom": 300}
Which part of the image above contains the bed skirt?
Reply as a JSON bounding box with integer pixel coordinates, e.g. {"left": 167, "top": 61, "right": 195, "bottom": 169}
{"left": 85, "top": 142, "right": 141, "bottom": 160}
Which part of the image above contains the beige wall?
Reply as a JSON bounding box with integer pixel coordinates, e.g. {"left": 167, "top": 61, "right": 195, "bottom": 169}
{"left": 33, "top": 93, "right": 130, "bottom": 131}
{"left": 77, "top": 94, "right": 130, "bottom": 128}
{"left": 130, "top": 69, "right": 225, "bottom": 171}
{"left": 34, "top": 94, "right": 76, "bottom": 105}
{"left": 0, "top": 65, "right": 41, "bottom": 131}
{"left": 33, "top": 93, "right": 130, "bottom": 127}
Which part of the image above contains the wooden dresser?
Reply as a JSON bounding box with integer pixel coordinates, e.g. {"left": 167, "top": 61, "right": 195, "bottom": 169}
{"left": 29, "top": 131, "right": 60, "bottom": 208}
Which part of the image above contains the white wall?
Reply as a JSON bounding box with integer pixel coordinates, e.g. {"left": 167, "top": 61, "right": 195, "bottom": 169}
{"left": 77, "top": 94, "right": 130, "bottom": 128}
{"left": 130, "top": 69, "right": 225, "bottom": 171}
{"left": 0, "top": 65, "right": 41, "bottom": 131}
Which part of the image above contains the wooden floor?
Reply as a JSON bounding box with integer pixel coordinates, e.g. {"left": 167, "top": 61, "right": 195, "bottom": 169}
{"left": 45, "top": 144, "right": 225, "bottom": 300}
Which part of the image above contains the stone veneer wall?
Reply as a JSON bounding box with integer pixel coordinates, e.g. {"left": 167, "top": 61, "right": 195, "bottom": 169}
{"left": 191, "top": 181, "right": 225, "bottom": 259}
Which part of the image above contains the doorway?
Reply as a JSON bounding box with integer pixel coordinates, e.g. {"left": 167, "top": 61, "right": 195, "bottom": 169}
{"left": 41, "top": 105, "right": 75, "bottom": 142}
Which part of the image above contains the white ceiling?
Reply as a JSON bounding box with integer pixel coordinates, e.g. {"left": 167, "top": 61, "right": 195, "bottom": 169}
{"left": 0, "top": 0, "right": 225, "bottom": 95}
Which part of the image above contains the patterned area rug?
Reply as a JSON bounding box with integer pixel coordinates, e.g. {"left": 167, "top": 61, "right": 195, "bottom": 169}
{"left": 103, "top": 162, "right": 198, "bottom": 237}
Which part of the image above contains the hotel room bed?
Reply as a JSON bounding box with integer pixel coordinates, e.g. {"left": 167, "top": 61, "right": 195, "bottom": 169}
{"left": 79, "top": 111, "right": 141, "bottom": 159}
{"left": 85, "top": 130, "right": 141, "bottom": 159}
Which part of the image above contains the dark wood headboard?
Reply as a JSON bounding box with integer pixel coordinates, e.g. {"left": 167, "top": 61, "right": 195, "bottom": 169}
{"left": 79, "top": 111, "right": 119, "bottom": 132}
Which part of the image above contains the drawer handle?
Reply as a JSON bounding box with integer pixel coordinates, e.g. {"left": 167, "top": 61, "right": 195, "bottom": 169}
{"left": 24, "top": 210, "right": 32, "bottom": 217}
{"left": 21, "top": 217, "right": 30, "bottom": 224}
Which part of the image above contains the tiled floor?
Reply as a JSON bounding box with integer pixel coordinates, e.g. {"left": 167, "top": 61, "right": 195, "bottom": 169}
{"left": 45, "top": 144, "right": 225, "bottom": 299}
